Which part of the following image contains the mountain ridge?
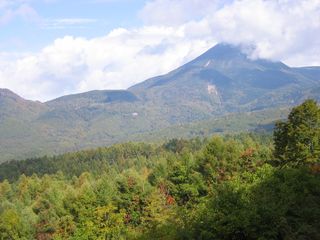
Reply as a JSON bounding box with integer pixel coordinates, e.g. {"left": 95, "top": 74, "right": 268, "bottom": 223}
{"left": 0, "top": 43, "right": 319, "bottom": 162}
{"left": 2, "top": 43, "right": 320, "bottom": 103}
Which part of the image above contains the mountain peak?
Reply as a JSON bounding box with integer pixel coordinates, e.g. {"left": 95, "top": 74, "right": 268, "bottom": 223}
{"left": 0, "top": 88, "right": 22, "bottom": 100}
{"left": 195, "top": 43, "right": 248, "bottom": 61}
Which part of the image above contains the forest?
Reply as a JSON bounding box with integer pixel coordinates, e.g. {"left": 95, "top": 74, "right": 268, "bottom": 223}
{"left": 0, "top": 99, "right": 319, "bottom": 239}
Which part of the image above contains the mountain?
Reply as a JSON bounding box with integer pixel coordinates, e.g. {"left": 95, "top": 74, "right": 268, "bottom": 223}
{"left": 293, "top": 66, "right": 320, "bottom": 81}
{"left": 0, "top": 88, "right": 45, "bottom": 119}
{"left": 0, "top": 43, "right": 319, "bottom": 162}
{"left": 130, "top": 44, "right": 319, "bottom": 113}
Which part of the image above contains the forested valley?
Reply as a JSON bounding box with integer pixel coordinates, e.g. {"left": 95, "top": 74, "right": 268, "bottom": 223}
{"left": 0, "top": 100, "right": 319, "bottom": 240}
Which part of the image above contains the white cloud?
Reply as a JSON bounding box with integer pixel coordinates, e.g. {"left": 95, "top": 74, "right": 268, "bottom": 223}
{"left": 0, "top": 0, "right": 319, "bottom": 101}
{"left": 141, "top": 0, "right": 320, "bottom": 63}
{"left": 41, "top": 18, "right": 97, "bottom": 29}
{"left": 0, "top": 27, "right": 213, "bottom": 101}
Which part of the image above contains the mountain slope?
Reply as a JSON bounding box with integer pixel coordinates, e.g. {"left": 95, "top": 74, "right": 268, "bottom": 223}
{"left": 0, "top": 88, "right": 46, "bottom": 120}
{"left": 293, "top": 66, "right": 320, "bottom": 81}
{"left": 0, "top": 43, "right": 319, "bottom": 162}
{"left": 130, "top": 44, "right": 319, "bottom": 113}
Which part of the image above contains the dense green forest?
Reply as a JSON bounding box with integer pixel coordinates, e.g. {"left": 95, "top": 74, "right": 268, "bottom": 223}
{"left": 0, "top": 100, "right": 319, "bottom": 239}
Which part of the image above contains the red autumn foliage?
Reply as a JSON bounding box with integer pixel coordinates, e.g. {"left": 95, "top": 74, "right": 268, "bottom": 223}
{"left": 240, "top": 147, "right": 255, "bottom": 158}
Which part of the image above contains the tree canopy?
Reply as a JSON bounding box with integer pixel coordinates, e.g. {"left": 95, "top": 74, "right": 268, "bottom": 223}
{"left": 0, "top": 100, "right": 319, "bottom": 239}
{"left": 274, "top": 99, "right": 320, "bottom": 166}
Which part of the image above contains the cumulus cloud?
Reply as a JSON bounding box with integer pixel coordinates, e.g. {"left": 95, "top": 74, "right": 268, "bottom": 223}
{"left": 0, "top": 27, "right": 213, "bottom": 101}
{"left": 0, "top": 0, "right": 319, "bottom": 101}
{"left": 141, "top": 0, "right": 320, "bottom": 64}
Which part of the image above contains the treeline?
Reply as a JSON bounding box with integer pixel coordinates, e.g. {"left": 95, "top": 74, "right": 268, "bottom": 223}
{"left": 0, "top": 133, "right": 272, "bottom": 182}
{"left": 0, "top": 100, "right": 319, "bottom": 239}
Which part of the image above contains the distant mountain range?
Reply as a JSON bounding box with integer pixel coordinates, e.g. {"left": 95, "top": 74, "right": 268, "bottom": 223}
{"left": 0, "top": 43, "right": 319, "bottom": 162}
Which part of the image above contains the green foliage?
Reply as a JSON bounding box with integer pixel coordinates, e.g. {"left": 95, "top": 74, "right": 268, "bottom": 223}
{"left": 274, "top": 99, "right": 320, "bottom": 165}
{"left": 0, "top": 103, "right": 319, "bottom": 240}
{"left": 0, "top": 101, "right": 288, "bottom": 163}
{"left": 189, "top": 165, "right": 320, "bottom": 239}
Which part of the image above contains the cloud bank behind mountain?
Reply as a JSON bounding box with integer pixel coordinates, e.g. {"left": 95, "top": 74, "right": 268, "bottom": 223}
{"left": 0, "top": 0, "right": 319, "bottom": 101}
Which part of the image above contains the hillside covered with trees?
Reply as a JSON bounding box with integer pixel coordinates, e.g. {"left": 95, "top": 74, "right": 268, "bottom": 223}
{"left": 0, "top": 100, "right": 319, "bottom": 239}
{"left": 1, "top": 43, "right": 319, "bottom": 163}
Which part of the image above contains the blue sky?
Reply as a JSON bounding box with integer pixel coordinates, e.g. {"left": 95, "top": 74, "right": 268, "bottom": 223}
{"left": 0, "top": 0, "right": 319, "bottom": 101}
{"left": 0, "top": 0, "right": 146, "bottom": 51}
